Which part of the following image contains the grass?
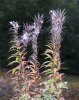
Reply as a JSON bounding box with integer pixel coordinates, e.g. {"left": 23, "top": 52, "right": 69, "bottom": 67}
{"left": 65, "top": 75, "right": 79, "bottom": 86}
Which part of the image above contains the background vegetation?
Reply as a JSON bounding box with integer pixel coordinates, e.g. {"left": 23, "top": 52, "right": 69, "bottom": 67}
{"left": 0, "top": 0, "right": 79, "bottom": 75}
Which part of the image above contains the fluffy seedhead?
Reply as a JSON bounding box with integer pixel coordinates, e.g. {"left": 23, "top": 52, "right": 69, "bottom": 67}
{"left": 21, "top": 23, "right": 37, "bottom": 47}
{"left": 33, "top": 14, "right": 43, "bottom": 36}
{"left": 9, "top": 21, "right": 20, "bottom": 49}
{"left": 49, "top": 9, "right": 65, "bottom": 46}
{"left": 10, "top": 21, "right": 19, "bottom": 34}
{"left": 31, "top": 14, "right": 43, "bottom": 62}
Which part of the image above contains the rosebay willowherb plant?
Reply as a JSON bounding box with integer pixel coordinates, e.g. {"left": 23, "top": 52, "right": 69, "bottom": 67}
{"left": 9, "top": 21, "right": 33, "bottom": 100}
{"left": 28, "top": 14, "right": 44, "bottom": 98}
{"left": 41, "top": 9, "right": 68, "bottom": 100}
{"left": 21, "top": 23, "right": 33, "bottom": 47}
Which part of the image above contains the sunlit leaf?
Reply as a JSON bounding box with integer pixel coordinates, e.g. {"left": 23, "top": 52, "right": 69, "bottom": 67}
{"left": 8, "top": 60, "right": 19, "bottom": 66}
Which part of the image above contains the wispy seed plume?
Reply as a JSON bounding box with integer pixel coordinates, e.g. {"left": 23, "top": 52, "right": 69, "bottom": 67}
{"left": 10, "top": 21, "right": 19, "bottom": 33}
{"left": 20, "top": 23, "right": 30, "bottom": 47}
{"left": 49, "top": 9, "right": 65, "bottom": 45}
{"left": 31, "top": 14, "right": 43, "bottom": 62}
{"left": 9, "top": 21, "right": 20, "bottom": 46}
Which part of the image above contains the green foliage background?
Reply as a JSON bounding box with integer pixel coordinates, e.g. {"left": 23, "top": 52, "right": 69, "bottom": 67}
{"left": 0, "top": 0, "right": 79, "bottom": 75}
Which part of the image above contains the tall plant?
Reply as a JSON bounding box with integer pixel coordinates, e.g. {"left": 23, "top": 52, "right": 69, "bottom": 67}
{"left": 28, "top": 14, "right": 44, "bottom": 98}
{"left": 41, "top": 9, "right": 67, "bottom": 100}
{"left": 9, "top": 21, "right": 32, "bottom": 99}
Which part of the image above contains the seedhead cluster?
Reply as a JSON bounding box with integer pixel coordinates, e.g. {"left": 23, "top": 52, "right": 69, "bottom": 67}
{"left": 50, "top": 9, "right": 65, "bottom": 45}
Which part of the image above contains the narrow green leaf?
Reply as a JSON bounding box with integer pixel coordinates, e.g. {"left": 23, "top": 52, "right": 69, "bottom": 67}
{"left": 8, "top": 60, "right": 19, "bottom": 66}
{"left": 44, "top": 54, "right": 53, "bottom": 59}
